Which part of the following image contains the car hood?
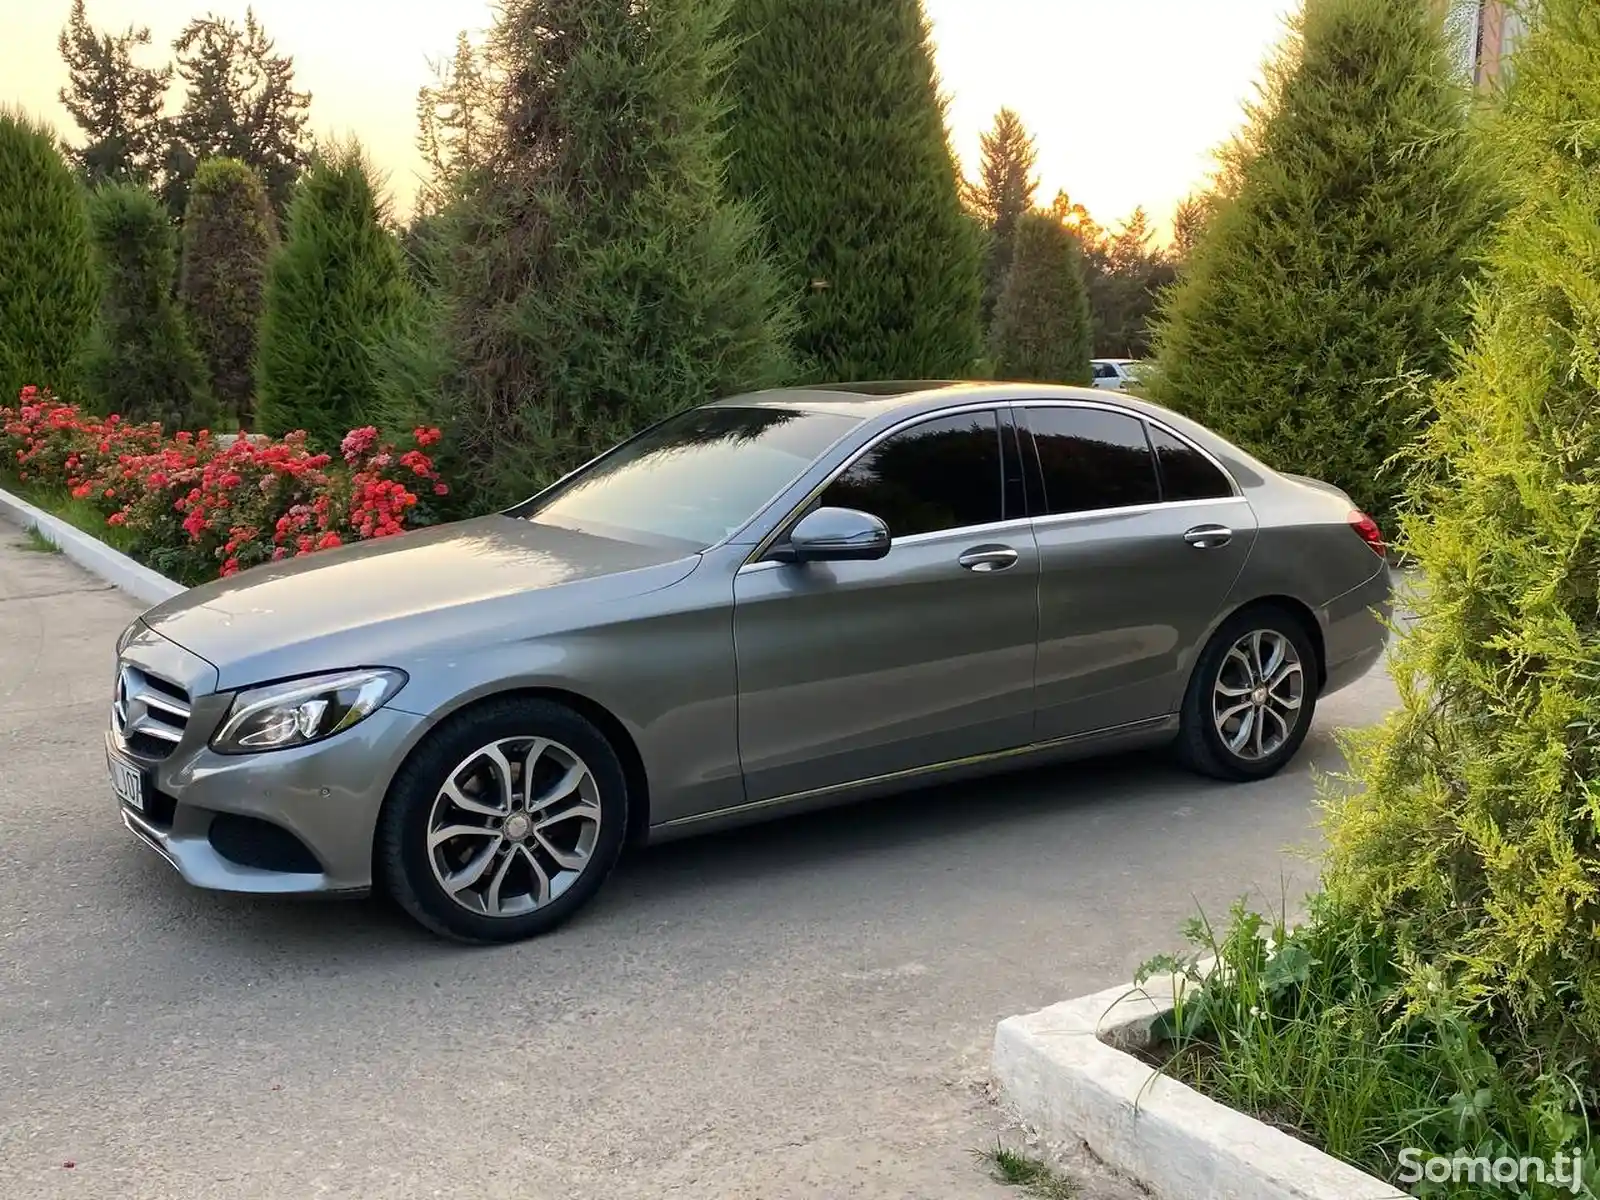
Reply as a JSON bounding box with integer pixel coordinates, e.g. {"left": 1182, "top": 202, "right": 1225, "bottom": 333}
{"left": 139, "top": 515, "right": 700, "bottom": 689}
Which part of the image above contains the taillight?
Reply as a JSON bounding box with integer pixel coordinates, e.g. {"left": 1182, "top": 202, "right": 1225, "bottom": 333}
{"left": 1348, "top": 510, "right": 1386, "bottom": 557}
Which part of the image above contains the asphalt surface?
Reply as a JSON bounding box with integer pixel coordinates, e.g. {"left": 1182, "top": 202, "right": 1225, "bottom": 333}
{"left": 0, "top": 524, "right": 1401, "bottom": 1199}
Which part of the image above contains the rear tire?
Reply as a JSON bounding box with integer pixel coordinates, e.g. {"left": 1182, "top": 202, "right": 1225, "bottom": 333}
{"left": 1176, "top": 606, "right": 1318, "bottom": 782}
{"left": 377, "top": 697, "right": 628, "bottom": 943}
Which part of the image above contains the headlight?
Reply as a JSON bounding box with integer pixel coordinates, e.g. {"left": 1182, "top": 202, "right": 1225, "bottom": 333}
{"left": 210, "top": 669, "right": 407, "bottom": 754}
{"left": 116, "top": 620, "right": 141, "bottom": 655}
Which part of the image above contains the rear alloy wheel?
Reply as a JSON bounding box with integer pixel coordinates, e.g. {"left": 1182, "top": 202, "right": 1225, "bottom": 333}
{"left": 379, "top": 699, "right": 628, "bottom": 943}
{"left": 1177, "top": 608, "right": 1318, "bottom": 782}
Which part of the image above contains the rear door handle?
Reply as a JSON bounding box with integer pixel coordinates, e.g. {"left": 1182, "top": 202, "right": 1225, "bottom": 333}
{"left": 958, "top": 545, "right": 1020, "bottom": 572}
{"left": 1184, "top": 525, "right": 1233, "bottom": 549}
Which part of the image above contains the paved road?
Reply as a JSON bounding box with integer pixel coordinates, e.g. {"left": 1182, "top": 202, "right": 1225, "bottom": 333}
{"left": 0, "top": 524, "right": 1399, "bottom": 1199}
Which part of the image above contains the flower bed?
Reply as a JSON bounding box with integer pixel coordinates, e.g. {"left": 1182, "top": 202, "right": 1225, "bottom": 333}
{"left": 1, "top": 386, "right": 450, "bottom": 585}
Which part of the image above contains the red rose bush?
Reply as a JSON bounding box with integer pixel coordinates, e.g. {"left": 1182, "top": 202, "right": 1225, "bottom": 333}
{"left": 2, "top": 386, "right": 449, "bottom": 583}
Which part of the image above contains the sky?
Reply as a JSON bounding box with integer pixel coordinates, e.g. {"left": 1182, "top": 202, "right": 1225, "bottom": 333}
{"left": 4, "top": 0, "right": 1299, "bottom": 242}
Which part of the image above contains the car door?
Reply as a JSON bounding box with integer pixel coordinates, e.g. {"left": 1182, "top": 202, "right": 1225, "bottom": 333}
{"left": 732, "top": 407, "right": 1041, "bottom": 803}
{"left": 1021, "top": 401, "right": 1258, "bottom": 743}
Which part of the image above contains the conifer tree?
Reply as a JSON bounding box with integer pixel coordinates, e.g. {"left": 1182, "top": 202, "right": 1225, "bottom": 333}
{"left": 423, "top": 0, "right": 794, "bottom": 510}
{"left": 0, "top": 109, "right": 99, "bottom": 403}
{"left": 988, "top": 210, "right": 1092, "bottom": 385}
{"left": 1143, "top": 0, "right": 1498, "bottom": 524}
{"left": 722, "top": 0, "right": 983, "bottom": 380}
{"left": 180, "top": 158, "right": 276, "bottom": 425}
{"left": 256, "top": 144, "right": 416, "bottom": 449}
{"left": 82, "top": 183, "right": 212, "bottom": 431}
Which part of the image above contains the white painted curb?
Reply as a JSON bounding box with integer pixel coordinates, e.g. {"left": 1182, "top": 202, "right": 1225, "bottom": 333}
{"left": 0, "top": 482, "right": 185, "bottom": 608}
{"left": 992, "top": 970, "right": 1406, "bottom": 1200}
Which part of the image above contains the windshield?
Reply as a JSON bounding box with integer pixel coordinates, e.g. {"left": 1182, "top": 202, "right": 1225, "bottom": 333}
{"left": 513, "top": 406, "right": 861, "bottom": 550}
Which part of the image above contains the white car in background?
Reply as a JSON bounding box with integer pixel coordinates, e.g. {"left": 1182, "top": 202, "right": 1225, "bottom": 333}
{"left": 1091, "top": 359, "right": 1147, "bottom": 391}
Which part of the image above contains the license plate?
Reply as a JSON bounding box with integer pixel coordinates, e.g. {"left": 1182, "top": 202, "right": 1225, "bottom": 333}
{"left": 108, "top": 750, "right": 146, "bottom": 814}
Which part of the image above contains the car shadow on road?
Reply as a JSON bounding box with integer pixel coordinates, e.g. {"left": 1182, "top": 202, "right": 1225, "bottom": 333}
{"left": 133, "top": 724, "right": 1346, "bottom": 960}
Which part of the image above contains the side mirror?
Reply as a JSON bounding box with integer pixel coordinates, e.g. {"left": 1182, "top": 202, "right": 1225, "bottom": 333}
{"left": 772, "top": 506, "right": 891, "bottom": 563}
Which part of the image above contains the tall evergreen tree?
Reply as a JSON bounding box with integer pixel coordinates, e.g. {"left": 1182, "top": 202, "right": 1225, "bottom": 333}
{"left": 57, "top": 0, "right": 171, "bottom": 187}
{"left": 180, "top": 158, "right": 276, "bottom": 426}
{"left": 1324, "top": 0, "right": 1600, "bottom": 1081}
{"left": 723, "top": 0, "right": 983, "bottom": 381}
{"left": 255, "top": 144, "right": 418, "bottom": 449}
{"left": 1143, "top": 0, "right": 1499, "bottom": 525}
{"left": 82, "top": 183, "right": 212, "bottom": 431}
{"left": 422, "top": 0, "right": 794, "bottom": 511}
{"left": 988, "top": 210, "right": 1092, "bottom": 385}
{"left": 0, "top": 109, "right": 99, "bottom": 404}
{"left": 1169, "top": 193, "right": 1211, "bottom": 261}
{"left": 1086, "top": 208, "right": 1176, "bottom": 359}
{"left": 163, "top": 9, "right": 311, "bottom": 220}
{"left": 415, "top": 31, "right": 496, "bottom": 214}
{"left": 966, "top": 108, "right": 1040, "bottom": 328}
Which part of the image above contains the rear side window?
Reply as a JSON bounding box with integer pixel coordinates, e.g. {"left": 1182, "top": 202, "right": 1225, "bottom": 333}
{"left": 820, "top": 410, "right": 1003, "bottom": 537}
{"left": 1148, "top": 425, "right": 1234, "bottom": 502}
{"left": 1025, "top": 407, "right": 1160, "bottom": 514}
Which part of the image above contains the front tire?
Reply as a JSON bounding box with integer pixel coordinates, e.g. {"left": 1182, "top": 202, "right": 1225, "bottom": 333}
{"left": 1176, "top": 606, "right": 1318, "bottom": 782}
{"left": 377, "top": 698, "right": 629, "bottom": 943}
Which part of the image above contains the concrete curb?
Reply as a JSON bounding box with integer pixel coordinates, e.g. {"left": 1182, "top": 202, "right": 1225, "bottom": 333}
{"left": 0, "top": 482, "right": 185, "bottom": 609}
{"left": 992, "top": 971, "right": 1406, "bottom": 1200}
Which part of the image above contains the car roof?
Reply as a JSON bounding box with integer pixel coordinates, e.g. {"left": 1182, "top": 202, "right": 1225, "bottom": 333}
{"left": 705, "top": 379, "right": 1153, "bottom": 421}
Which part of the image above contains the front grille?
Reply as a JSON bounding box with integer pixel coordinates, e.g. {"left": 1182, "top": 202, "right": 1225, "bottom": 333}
{"left": 112, "top": 664, "right": 192, "bottom": 760}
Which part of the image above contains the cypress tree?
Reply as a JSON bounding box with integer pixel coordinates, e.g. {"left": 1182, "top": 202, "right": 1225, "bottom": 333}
{"left": 255, "top": 144, "right": 417, "bottom": 450}
{"left": 82, "top": 183, "right": 213, "bottom": 431}
{"left": 966, "top": 108, "right": 1040, "bottom": 330}
{"left": 722, "top": 0, "right": 983, "bottom": 381}
{"left": 988, "top": 210, "right": 1092, "bottom": 385}
{"left": 1324, "top": 0, "right": 1600, "bottom": 1077}
{"left": 0, "top": 109, "right": 99, "bottom": 403}
{"left": 425, "top": 0, "right": 794, "bottom": 511}
{"left": 1143, "top": 0, "right": 1499, "bottom": 527}
{"left": 180, "top": 158, "right": 276, "bottom": 426}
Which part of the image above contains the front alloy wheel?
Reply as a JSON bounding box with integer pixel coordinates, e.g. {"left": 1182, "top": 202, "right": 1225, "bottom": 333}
{"left": 379, "top": 698, "right": 628, "bottom": 943}
{"left": 427, "top": 737, "right": 604, "bottom": 918}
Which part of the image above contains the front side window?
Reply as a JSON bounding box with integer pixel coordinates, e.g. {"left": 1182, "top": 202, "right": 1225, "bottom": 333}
{"left": 1026, "top": 406, "right": 1160, "bottom": 515}
{"left": 517, "top": 406, "right": 860, "bottom": 550}
{"left": 818, "top": 410, "right": 1003, "bottom": 538}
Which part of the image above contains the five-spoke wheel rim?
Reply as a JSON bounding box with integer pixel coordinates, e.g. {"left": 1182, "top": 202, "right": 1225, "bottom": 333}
{"left": 426, "top": 737, "right": 603, "bottom": 918}
{"left": 1212, "top": 629, "right": 1304, "bottom": 762}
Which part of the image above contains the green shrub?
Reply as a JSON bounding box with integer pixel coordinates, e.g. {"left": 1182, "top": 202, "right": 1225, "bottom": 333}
{"left": 255, "top": 143, "right": 417, "bottom": 449}
{"left": 422, "top": 0, "right": 794, "bottom": 512}
{"left": 988, "top": 211, "right": 1092, "bottom": 385}
{"left": 1142, "top": 0, "right": 1499, "bottom": 527}
{"left": 1322, "top": 0, "right": 1600, "bottom": 1084}
{"left": 81, "top": 183, "right": 212, "bottom": 432}
{"left": 180, "top": 158, "right": 276, "bottom": 426}
{"left": 722, "top": 0, "right": 983, "bottom": 381}
{"left": 0, "top": 108, "right": 99, "bottom": 402}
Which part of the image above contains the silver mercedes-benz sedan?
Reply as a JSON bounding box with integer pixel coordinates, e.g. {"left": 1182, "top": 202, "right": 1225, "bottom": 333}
{"left": 106, "top": 381, "right": 1392, "bottom": 942}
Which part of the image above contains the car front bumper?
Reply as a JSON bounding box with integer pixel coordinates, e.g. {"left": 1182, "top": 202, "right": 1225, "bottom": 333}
{"left": 108, "top": 626, "right": 431, "bottom": 896}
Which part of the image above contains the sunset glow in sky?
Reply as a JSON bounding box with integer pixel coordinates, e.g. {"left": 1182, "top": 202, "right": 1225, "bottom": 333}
{"left": 6, "top": 0, "right": 1299, "bottom": 240}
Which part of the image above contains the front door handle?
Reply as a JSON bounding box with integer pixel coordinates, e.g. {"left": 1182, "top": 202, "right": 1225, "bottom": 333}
{"left": 1184, "top": 525, "right": 1233, "bottom": 549}
{"left": 958, "top": 545, "right": 1019, "bottom": 572}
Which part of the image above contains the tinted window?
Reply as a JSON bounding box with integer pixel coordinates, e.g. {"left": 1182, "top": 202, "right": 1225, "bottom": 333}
{"left": 518, "top": 406, "right": 859, "bottom": 550}
{"left": 819, "top": 411, "right": 1002, "bottom": 537}
{"left": 1148, "top": 425, "right": 1234, "bottom": 502}
{"left": 1026, "top": 407, "right": 1160, "bottom": 514}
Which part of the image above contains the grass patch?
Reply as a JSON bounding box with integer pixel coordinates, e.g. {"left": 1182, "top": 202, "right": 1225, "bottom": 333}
{"left": 1136, "top": 897, "right": 1597, "bottom": 1196}
{"left": 979, "top": 1144, "right": 1077, "bottom": 1198}
{"left": 1, "top": 474, "right": 146, "bottom": 559}
{"left": 20, "top": 524, "right": 60, "bottom": 553}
